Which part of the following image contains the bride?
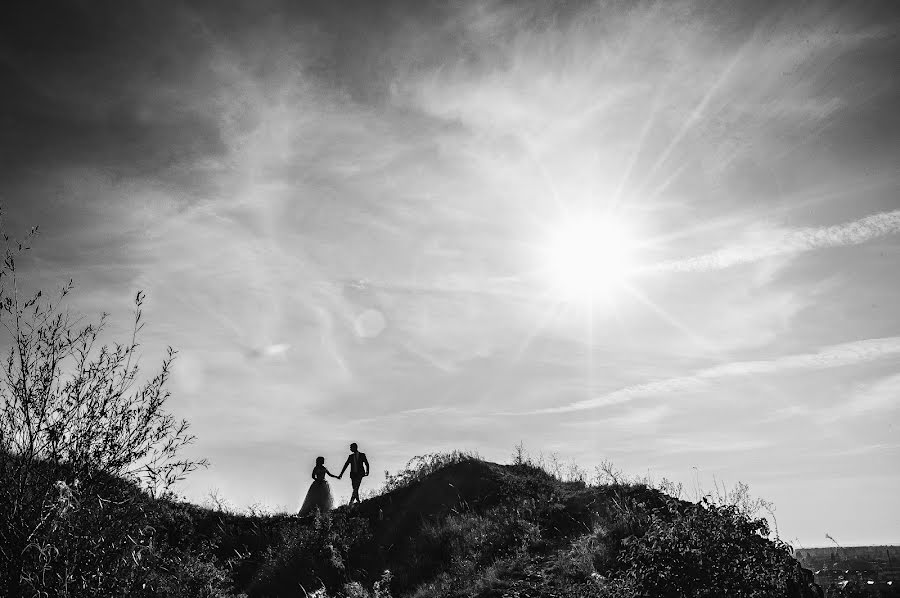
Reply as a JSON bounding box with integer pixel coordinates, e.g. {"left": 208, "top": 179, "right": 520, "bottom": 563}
{"left": 298, "top": 456, "right": 339, "bottom": 517}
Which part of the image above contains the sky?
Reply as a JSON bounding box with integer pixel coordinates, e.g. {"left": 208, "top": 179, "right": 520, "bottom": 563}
{"left": 1, "top": 0, "right": 898, "bottom": 546}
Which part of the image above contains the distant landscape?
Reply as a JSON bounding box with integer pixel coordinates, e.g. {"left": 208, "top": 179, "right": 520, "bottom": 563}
{"left": 796, "top": 546, "right": 900, "bottom": 596}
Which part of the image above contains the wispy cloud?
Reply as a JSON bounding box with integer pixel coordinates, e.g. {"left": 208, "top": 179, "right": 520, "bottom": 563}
{"left": 652, "top": 210, "right": 900, "bottom": 273}
{"left": 657, "top": 436, "right": 770, "bottom": 454}
{"left": 561, "top": 404, "right": 671, "bottom": 432}
{"left": 819, "top": 372, "right": 900, "bottom": 422}
{"left": 533, "top": 336, "right": 900, "bottom": 413}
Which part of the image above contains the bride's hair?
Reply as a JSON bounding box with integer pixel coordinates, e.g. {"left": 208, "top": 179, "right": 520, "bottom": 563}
{"left": 316, "top": 456, "right": 325, "bottom": 466}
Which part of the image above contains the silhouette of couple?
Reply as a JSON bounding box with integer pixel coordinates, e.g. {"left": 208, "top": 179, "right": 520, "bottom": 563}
{"left": 298, "top": 443, "right": 369, "bottom": 517}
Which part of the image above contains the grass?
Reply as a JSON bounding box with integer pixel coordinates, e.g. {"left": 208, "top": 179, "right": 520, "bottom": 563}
{"left": 11, "top": 447, "right": 825, "bottom": 597}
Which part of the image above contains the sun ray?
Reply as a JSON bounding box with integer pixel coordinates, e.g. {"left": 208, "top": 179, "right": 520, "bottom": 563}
{"left": 634, "top": 15, "right": 768, "bottom": 201}
{"left": 474, "top": 292, "right": 568, "bottom": 408}
{"left": 632, "top": 172, "right": 899, "bottom": 264}
{"left": 611, "top": 80, "right": 670, "bottom": 209}
{"left": 519, "top": 134, "right": 566, "bottom": 216}
{"left": 621, "top": 283, "right": 718, "bottom": 357}
{"left": 638, "top": 48, "right": 746, "bottom": 191}
{"left": 643, "top": 160, "right": 690, "bottom": 205}
{"left": 623, "top": 283, "right": 806, "bottom": 409}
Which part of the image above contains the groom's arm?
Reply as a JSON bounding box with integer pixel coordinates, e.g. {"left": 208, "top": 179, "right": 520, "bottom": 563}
{"left": 338, "top": 456, "right": 351, "bottom": 478}
{"left": 362, "top": 454, "right": 370, "bottom": 476}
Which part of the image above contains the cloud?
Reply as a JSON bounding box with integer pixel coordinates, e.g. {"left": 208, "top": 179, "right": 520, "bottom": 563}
{"left": 261, "top": 343, "right": 291, "bottom": 358}
{"left": 561, "top": 404, "right": 671, "bottom": 432}
{"left": 532, "top": 336, "right": 900, "bottom": 413}
{"left": 656, "top": 436, "right": 770, "bottom": 454}
{"left": 819, "top": 372, "right": 900, "bottom": 422}
{"left": 652, "top": 210, "right": 900, "bottom": 273}
{"left": 345, "top": 405, "right": 466, "bottom": 427}
{"left": 397, "top": 2, "right": 891, "bottom": 183}
{"left": 816, "top": 442, "right": 900, "bottom": 458}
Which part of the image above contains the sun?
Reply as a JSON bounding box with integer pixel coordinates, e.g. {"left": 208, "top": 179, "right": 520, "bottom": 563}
{"left": 538, "top": 213, "right": 639, "bottom": 303}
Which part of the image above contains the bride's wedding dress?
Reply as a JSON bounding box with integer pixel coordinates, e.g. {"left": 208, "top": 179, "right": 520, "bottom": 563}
{"left": 298, "top": 464, "right": 334, "bottom": 516}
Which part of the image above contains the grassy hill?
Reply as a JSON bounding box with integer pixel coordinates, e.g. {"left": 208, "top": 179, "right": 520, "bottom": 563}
{"left": 138, "top": 454, "right": 823, "bottom": 598}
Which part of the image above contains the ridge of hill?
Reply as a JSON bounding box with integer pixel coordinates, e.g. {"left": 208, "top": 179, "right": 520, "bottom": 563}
{"left": 148, "top": 456, "right": 825, "bottom": 597}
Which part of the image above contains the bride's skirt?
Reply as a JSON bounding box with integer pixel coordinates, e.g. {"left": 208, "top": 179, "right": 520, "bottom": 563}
{"left": 298, "top": 479, "right": 334, "bottom": 517}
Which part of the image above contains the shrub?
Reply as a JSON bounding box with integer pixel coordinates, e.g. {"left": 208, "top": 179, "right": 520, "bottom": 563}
{"left": 380, "top": 451, "right": 479, "bottom": 494}
{"left": 599, "top": 496, "right": 797, "bottom": 598}
{"left": 248, "top": 510, "right": 372, "bottom": 596}
{"left": 0, "top": 228, "right": 206, "bottom": 597}
{"left": 136, "top": 545, "right": 241, "bottom": 598}
{"left": 404, "top": 505, "right": 541, "bottom": 593}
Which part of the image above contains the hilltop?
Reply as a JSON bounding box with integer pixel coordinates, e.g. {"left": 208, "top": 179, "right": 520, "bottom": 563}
{"left": 137, "top": 454, "right": 824, "bottom": 597}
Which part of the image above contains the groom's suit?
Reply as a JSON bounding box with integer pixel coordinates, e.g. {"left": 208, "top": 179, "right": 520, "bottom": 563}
{"left": 340, "top": 447, "right": 370, "bottom": 505}
{"left": 346, "top": 451, "right": 368, "bottom": 482}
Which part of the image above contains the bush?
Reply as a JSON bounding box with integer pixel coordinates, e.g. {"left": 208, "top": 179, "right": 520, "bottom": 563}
{"left": 136, "top": 545, "right": 241, "bottom": 598}
{"left": 248, "top": 510, "right": 372, "bottom": 596}
{"left": 415, "top": 506, "right": 540, "bottom": 574}
{"left": 0, "top": 227, "right": 206, "bottom": 597}
{"left": 380, "top": 451, "right": 479, "bottom": 494}
{"left": 599, "top": 496, "right": 797, "bottom": 598}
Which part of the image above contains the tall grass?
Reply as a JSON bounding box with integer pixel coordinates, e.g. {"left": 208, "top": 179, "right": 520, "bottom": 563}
{"left": 378, "top": 450, "right": 481, "bottom": 494}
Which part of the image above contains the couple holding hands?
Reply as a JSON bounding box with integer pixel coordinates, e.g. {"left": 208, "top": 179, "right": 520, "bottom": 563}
{"left": 298, "top": 442, "right": 370, "bottom": 517}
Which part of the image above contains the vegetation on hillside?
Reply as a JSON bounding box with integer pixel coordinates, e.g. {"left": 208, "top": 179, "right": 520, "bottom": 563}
{"left": 110, "top": 451, "right": 818, "bottom": 598}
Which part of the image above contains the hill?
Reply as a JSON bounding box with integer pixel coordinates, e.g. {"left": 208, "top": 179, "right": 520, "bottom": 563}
{"left": 144, "top": 455, "right": 825, "bottom": 597}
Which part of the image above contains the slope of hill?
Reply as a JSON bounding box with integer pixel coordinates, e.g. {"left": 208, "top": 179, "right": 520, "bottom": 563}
{"left": 148, "top": 456, "right": 824, "bottom": 598}
{"left": 2, "top": 450, "right": 827, "bottom": 597}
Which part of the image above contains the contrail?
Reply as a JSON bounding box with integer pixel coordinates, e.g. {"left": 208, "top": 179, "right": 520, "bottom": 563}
{"left": 529, "top": 336, "right": 900, "bottom": 414}
{"left": 651, "top": 210, "right": 900, "bottom": 273}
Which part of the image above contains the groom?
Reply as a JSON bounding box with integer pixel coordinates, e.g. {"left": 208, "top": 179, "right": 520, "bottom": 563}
{"left": 338, "top": 442, "right": 369, "bottom": 505}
